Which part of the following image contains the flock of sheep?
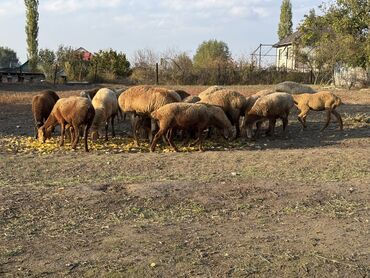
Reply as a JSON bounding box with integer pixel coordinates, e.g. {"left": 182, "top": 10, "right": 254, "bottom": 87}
{"left": 31, "top": 81, "right": 343, "bottom": 152}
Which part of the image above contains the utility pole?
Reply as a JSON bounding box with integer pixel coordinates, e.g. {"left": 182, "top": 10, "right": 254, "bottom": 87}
{"left": 155, "top": 63, "right": 159, "bottom": 85}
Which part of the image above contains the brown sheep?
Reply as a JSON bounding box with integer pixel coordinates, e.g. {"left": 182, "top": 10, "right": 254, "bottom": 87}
{"left": 38, "top": 96, "right": 95, "bottom": 152}
{"left": 293, "top": 91, "right": 343, "bottom": 131}
{"left": 242, "top": 92, "right": 294, "bottom": 139}
{"left": 31, "top": 90, "right": 59, "bottom": 138}
{"left": 199, "top": 89, "right": 247, "bottom": 138}
{"left": 118, "top": 85, "right": 181, "bottom": 143}
{"left": 198, "top": 85, "right": 225, "bottom": 98}
{"left": 150, "top": 102, "right": 233, "bottom": 152}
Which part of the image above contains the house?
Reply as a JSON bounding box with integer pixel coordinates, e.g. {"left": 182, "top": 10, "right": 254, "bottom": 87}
{"left": 273, "top": 31, "right": 301, "bottom": 71}
{"left": 76, "top": 47, "right": 93, "bottom": 61}
{"left": 0, "top": 60, "right": 44, "bottom": 83}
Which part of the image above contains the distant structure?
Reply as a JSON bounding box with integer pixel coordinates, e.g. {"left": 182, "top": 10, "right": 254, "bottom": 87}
{"left": 0, "top": 60, "right": 44, "bottom": 83}
{"left": 76, "top": 47, "right": 93, "bottom": 61}
{"left": 273, "top": 31, "right": 301, "bottom": 71}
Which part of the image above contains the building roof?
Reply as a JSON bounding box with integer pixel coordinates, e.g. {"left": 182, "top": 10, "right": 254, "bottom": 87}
{"left": 273, "top": 31, "right": 300, "bottom": 48}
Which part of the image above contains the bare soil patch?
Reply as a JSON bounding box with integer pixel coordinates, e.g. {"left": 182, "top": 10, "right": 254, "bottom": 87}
{"left": 0, "top": 84, "right": 369, "bottom": 277}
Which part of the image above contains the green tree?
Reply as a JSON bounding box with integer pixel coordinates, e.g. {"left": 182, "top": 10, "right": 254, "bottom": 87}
{"left": 193, "top": 39, "right": 232, "bottom": 84}
{"left": 295, "top": 0, "right": 369, "bottom": 84}
{"left": 278, "top": 0, "right": 293, "bottom": 40}
{"left": 0, "top": 47, "right": 20, "bottom": 68}
{"left": 38, "top": 48, "right": 56, "bottom": 81}
{"left": 91, "top": 49, "right": 131, "bottom": 81}
{"left": 24, "top": 0, "right": 39, "bottom": 71}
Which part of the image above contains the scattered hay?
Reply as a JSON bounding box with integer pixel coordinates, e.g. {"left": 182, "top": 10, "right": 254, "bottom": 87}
{"left": 2, "top": 136, "right": 253, "bottom": 155}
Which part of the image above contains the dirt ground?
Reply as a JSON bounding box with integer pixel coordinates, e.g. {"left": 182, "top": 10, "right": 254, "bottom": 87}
{"left": 0, "top": 84, "right": 369, "bottom": 277}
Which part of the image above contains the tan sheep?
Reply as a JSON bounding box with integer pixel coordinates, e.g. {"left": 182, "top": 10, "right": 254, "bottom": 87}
{"left": 198, "top": 85, "right": 225, "bottom": 98}
{"left": 90, "top": 88, "right": 119, "bottom": 140}
{"left": 199, "top": 89, "right": 247, "bottom": 138}
{"left": 293, "top": 91, "right": 343, "bottom": 131}
{"left": 31, "top": 90, "right": 59, "bottom": 138}
{"left": 242, "top": 92, "right": 294, "bottom": 139}
{"left": 38, "top": 96, "right": 95, "bottom": 152}
{"left": 150, "top": 102, "right": 233, "bottom": 152}
{"left": 118, "top": 85, "right": 181, "bottom": 143}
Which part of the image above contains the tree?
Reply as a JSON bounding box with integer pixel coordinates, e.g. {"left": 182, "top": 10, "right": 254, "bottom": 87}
{"left": 193, "top": 39, "right": 232, "bottom": 84}
{"left": 131, "top": 49, "right": 158, "bottom": 84}
{"left": 0, "top": 47, "right": 20, "bottom": 68}
{"left": 278, "top": 0, "right": 293, "bottom": 40}
{"left": 24, "top": 0, "right": 39, "bottom": 71}
{"left": 38, "top": 48, "right": 56, "bottom": 81}
{"left": 90, "top": 49, "right": 131, "bottom": 81}
{"left": 295, "top": 0, "right": 370, "bottom": 84}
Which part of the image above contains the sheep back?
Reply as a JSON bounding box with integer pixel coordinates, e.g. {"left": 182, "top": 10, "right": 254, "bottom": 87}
{"left": 249, "top": 92, "right": 294, "bottom": 118}
{"left": 32, "top": 90, "right": 59, "bottom": 127}
{"left": 275, "top": 81, "right": 316, "bottom": 94}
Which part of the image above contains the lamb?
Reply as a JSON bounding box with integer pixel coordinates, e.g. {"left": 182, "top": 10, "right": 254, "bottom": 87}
{"left": 31, "top": 90, "right": 59, "bottom": 138}
{"left": 199, "top": 89, "right": 247, "bottom": 138}
{"left": 150, "top": 102, "right": 233, "bottom": 152}
{"left": 293, "top": 91, "right": 343, "bottom": 131}
{"left": 118, "top": 85, "right": 181, "bottom": 143}
{"left": 183, "top": 95, "right": 201, "bottom": 103}
{"left": 90, "top": 88, "right": 119, "bottom": 140}
{"left": 198, "top": 85, "right": 225, "bottom": 98}
{"left": 242, "top": 92, "right": 294, "bottom": 139}
{"left": 275, "top": 81, "right": 316, "bottom": 94}
{"left": 38, "top": 96, "right": 95, "bottom": 152}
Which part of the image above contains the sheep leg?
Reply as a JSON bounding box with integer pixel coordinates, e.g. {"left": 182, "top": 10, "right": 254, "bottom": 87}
{"left": 60, "top": 123, "right": 65, "bottom": 147}
{"left": 321, "top": 109, "right": 332, "bottom": 131}
{"left": 150, "top": 118, "right": 157, "bottom": 143}
{"left": 111, "top": 116, "right": 116, "bottom": 138}
{"left": 150, "top": 129, "right": 166, "bottom": 152}
{"left": 166, "top": 129, "right": 179, "bottom": 152}
{"left": 235, "top": 118, "right": 241, "bottom": 139}
{"left": 297, "top": 106, "right": 309, "bottom": 129}
{"left": 72, "top": 124, "right": 80, "bottom": 150}
{"left": 282, "top": 116, "right": 289, "bottom": 132}
{"left": 105, "top": 121, "right": 109, "bottom": 141}
{"left": 132, "top": 115, "right": 140, "bottom": 145}
{"left": 266, "top": 118, "right": 276, "bottom": 137}
{"left": 197, "top": 129, "right": 206, "bottom": 152}
{"left": 254, "top": 121, "right": 262, "bottom": 139}
{"left": 84, "top": 121, "right": 92, "bottom": 152}
{"left": 332, "top": 110, "right": 343, "bottom": 131}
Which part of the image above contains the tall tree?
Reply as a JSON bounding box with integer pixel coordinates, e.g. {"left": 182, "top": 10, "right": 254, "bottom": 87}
{"left": 0, "top": 47, "right": 20, "bottom": 68}
{"left": 193, "top": 39, "right": 232, "bottom": 84}
{"left": 25, "top": 0, "right": 39, "bottom": 71}
{"left": 278, "top": 0, "right": 293, "bottom": 40}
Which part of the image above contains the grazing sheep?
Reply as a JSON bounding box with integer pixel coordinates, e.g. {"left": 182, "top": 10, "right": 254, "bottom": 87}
{"left": 90, "top": 88, "right": 119, "bottom": 140}
{"left": 38, "top": 96, "right": 95, "bottom": 152}
{"left": 80, "top": 87, "right": 100, "bottom": 101}
{"left": 31, "top": 90, "right": 59, "bottom": 138}
{"left": 199, "top": 89, "right": 247, "bottom": 138}
{"left": 183, "top": 95, "right": 201, "bottom": 103}
{"left": 118, "top": 85, "right": 181, "bottom": 143}
{"left": 150, "top": 103, "right": 233, "bottom": 152}
{"left": 198, "top": 85, "right": 225, "bottom": 98}
{"left": 293, "top": 91, "right": 343, "bottom": 131}
{"left": 275, "top": 81, "right": 316, "bottom": 94}
{"left": 242, "top": 92, "right": 294, "bottom": 139}
{"left": 174, "top": 89, "right": 190, "bottom": 100}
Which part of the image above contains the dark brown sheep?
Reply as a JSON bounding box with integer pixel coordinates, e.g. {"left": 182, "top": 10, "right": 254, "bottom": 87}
{"left": 38, "top": 96, "right": 95, "bottom": 152}
{"left": 31, "top": 90, "right": 59, "bottom": 138}
{"left": 174, "top": 89, "right": 190, "bottom": 100}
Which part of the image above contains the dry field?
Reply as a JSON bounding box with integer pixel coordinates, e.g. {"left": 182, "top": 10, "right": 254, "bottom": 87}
{"left": 0, "top": 83, "right": 369, "bottom": 277}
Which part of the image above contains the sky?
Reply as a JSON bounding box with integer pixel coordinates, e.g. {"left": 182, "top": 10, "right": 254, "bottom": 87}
{"left": 0, "top": 0, "right": 324, "bottom": 64}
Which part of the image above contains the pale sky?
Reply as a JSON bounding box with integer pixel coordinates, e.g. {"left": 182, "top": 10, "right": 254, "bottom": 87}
{"left": 0, "top": 0, "right": 323, "bottom": 64}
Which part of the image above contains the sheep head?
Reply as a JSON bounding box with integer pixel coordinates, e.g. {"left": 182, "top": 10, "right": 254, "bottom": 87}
{"left": 91, "top": 130, "right": 100, "bottom": 141}
{"left": 37, "top": 126, "right": 52, "bottom": 143}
